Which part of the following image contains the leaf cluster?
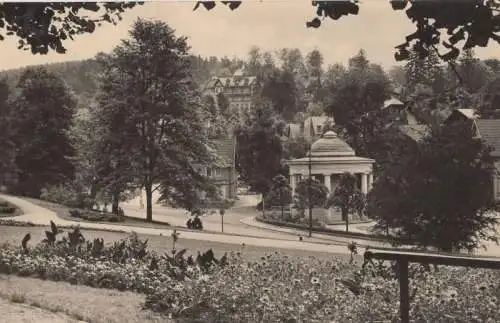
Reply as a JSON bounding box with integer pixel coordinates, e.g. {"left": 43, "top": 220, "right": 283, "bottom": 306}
{"left": 0, "top": 2, "right": 143, "bottom": 54}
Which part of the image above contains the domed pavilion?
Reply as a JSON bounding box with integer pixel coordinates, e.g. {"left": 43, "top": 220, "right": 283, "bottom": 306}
{"left": 286, "top": 131, "right": 375, "bottom": 196}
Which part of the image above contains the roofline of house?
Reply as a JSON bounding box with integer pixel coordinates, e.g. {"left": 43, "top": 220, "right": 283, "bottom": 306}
{"left": 286, "top": 157, "right": 376, "bottom": 165}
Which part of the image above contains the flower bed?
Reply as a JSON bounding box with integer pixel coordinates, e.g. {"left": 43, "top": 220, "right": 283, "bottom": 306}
{"left": 0, "top": 200, "right": 22, "bottom": 217}
{"left": 143, "top": 254, "right": 500, "bottom": 322}
{"left": 68, "top": 209, "right": 124, "bottom": 223}
{"left": 0, "top": 221, "right": 498, "bottom": 322}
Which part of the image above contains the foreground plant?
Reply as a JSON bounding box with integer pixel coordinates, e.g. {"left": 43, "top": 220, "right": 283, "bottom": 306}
{"left": 0, "top": 221, "right": 498, "bottom": 322}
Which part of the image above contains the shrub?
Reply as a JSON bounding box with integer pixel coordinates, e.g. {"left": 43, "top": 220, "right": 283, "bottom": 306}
{"left": 187, "top": 216, "right": 203, "bottom": 230}
{"left": 40, "top": 183, "right": 94, "bottom": 209}
{"left": 0, "top": 222, "right": 228, "bottom": 295}
{"left": 0, "top": 206, "right": 16, "bottom": 214}
{"left": 67, "top": 209, "right": 124, "bottom": 223}
{"left": 69, "top": 209, "right": 83, "bottom": 218}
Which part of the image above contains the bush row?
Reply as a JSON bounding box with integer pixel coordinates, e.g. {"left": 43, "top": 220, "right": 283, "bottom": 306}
{"left": 0, "top": 206, "right": 16, "bottom": 214}
{"left": 69, "top": 209, "right": 124, "bottom": 223}
{"left": 0, "top": 200, "right": 17, "bottom": 215}
{"left": 255, "top": 215, "right": 410, "bottom": 245}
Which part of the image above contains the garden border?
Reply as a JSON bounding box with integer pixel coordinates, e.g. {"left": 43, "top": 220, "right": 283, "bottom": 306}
{"left": 255, "top": 215, "right": 409, "bottom": 245}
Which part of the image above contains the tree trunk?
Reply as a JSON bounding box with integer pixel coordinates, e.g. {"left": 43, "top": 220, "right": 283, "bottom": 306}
{"left": 343, "top": 208, "right": 349, "bottom": 232}
{"left": 145, "top": 183, "right": 153, "bottom": 222}
{"left": 111, "top": 190, "right": 120, "bottom": 215}
{"left": 281, "top": 203, "right": 284, "bottom": 219}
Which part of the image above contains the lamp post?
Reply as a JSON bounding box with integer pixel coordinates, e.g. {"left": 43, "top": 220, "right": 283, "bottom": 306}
{"left": 308, "top": 140, "right": 313, "bottom": 238}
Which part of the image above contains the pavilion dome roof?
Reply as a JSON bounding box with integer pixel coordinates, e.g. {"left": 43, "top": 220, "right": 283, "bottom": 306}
{"left": 309, "top": 131, "right": 355, "bottom": 157}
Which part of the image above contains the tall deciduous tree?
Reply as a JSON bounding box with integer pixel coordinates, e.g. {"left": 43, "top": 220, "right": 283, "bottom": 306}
{"left": 236, "top": 100, "right": 285, "bottom": 197}
{"left": 323, "top": 50, "right": 391, "bottom": 157}
{"left": 96, "top": 19, "right": 219, "bottom": 221}
{"left": 9, "top": 67, "right": 76, "bottom": 197}
{"left": 367, "top": 121, "right": 498, "bottom": 252}
{"left": 456, "top": 49, "right": 492, "bottom": 94}
{"left": 266, "top": 174, "right": 292, "bottom": 218}
{"left": 0, "top": 78, "right": 16, "bottom": 189}
{"left": 404, "top": 48, "right": 444, "bottom": 94}
{"left": 305, "top": 49, "right": 324, "bottom": 102}
{"left": 293, "top": 178, "right": 328, "bottom": 214}
{"left": 326, "top": 173, "right": 365, "bottom": 232}
{"left": 261, "top": 70, "right": 298, "bottom": 121}
{"left": 91, "top": 68, "right": 140, "bottom": 214}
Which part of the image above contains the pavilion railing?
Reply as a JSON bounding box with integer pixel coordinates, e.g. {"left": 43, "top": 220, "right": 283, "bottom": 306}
{"left": 363, "top": 249, "right": 500, "bottom": 323}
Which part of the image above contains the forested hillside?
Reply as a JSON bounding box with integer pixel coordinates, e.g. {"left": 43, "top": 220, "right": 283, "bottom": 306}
{"left": 0, "top": 55, "right": 246, "bottom": 109}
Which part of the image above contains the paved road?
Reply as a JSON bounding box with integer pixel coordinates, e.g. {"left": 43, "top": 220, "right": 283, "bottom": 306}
{"left": 3, "top": 194, "right": 500, "bottom": 257}
{"left": 120, "top": 193, "right": 386, "bottom": 247}
{"left": 0, "top": 194, "right": 376, "bottom": 255}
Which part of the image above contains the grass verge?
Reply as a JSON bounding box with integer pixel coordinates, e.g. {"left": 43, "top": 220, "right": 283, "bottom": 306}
{"left": 0, "top": 275, "right": 169, "bottom": 323}
{"left": 0, "top": 225, "right": 357, "bottom": 262}
{"left": 255, "top": 215, "right": 410, "bottom": 245}
{"left": 23, "top": 197, "right": 173, "bottom": 230}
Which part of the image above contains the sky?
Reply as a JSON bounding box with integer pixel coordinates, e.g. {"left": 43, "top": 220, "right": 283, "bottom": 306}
{"left": 1, "top": 1, "right": 499, "bottom": 72}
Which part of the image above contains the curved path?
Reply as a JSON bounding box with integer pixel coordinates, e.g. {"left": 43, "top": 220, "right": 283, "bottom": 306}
{"left": 0, "top": 194, "right": 383, "bottom": 255}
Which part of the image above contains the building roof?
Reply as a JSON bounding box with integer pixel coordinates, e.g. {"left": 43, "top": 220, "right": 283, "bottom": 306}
{"left": 213, "top": 137, "right": 236, "bottom": 167}
{"left": 217, "top": 76, "right": 257, "bottom": 87}
{"left": 475, "top": 119, "right": 500, "bottom": 157}
{"left": 456, "top": 109, "right": 477, "bottom": 119}
{"left": 309, "top": 131, "right": 355, "bottom": 157}
{"left": 398, "top": 124, "right": 429, "bottom": 142}
{"left": 444, "top": 109, "right": 478, "bottom": 125}
{"left": 233, "top": 68, "right": 245, "bottom": 77}
{"left": 382, "top": 98, "right": 404, "bottom": 109}
{"left": 287, "top": 155, "right": 375, "bottom": 165}
{"left": 204, "top": 78, "right": 222, "bottom": 90}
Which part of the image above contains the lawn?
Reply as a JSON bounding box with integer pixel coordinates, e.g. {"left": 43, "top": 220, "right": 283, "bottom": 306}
{"left": 23, "top": 197, "right": 173, "bottom": 230}
{"left": 0, "top": 225, "right": 356, "bottom": 262}
{"left": 0, "top": 275, "right": 169, "bottom": 323}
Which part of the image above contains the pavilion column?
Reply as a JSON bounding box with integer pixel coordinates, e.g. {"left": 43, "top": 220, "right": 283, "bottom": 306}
{"left": 324, "top": 174, "right": 331, "bottom": 193}
{"left": 368, "top": 173, "right": 373, "bottom": 191}
{"left": 289, "top": 174, "right": 296, "bottom": 217}
{"left": 361, "top": 173, "right": 368, "bottom": 195}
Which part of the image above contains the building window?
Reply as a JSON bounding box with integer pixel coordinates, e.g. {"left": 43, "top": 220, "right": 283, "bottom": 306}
{"left": 316, "top": 125, "right": 322, "bottom": 134}
{"left": 205, "top": 167, "right": 221, "bottom": 177}
{"left": 219, "top": 185, "right": 227, "bottom": 198}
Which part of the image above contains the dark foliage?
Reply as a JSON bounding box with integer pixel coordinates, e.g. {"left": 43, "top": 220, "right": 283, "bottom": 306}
{"left": 187, "top": 216, "right": 204, "bottom": 230}
{"left": 194, "top": 1, "right": 500, "bottom": 62}
{"left": 0, "top": 3, "right": 142, "bottom": 54}
{"left": 8, "top": 67, "right": 76, "bottom": 197}
{"left": 368, "top": 121, "right": 499, "bottom": 252}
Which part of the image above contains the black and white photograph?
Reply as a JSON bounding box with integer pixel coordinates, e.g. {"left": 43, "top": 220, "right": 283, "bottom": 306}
{"left": 0, "top": 1, "right": 499, "bottom": 322}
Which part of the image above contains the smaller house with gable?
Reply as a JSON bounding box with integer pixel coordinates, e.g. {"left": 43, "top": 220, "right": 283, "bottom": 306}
{"left": 303, "top": 116, "right": 335, "bottom": 140}
{"left": 197, "top": 137, "right": 238, "bottom": 202}
{"left": 443, "top": 109, "right": 500, "bottom": 201}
